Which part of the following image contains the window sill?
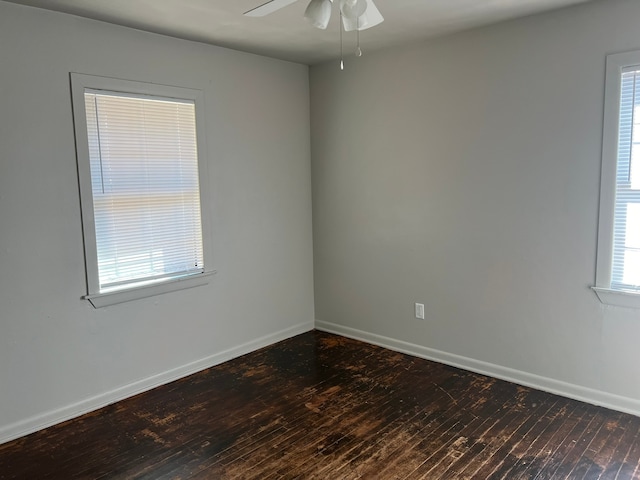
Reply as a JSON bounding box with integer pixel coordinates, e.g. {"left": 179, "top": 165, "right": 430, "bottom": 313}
{"left": 84, "top": 271, "right": 216, "bottom": 308}
{"left": 592, "top": 286, "right": 640, "bottom": 309}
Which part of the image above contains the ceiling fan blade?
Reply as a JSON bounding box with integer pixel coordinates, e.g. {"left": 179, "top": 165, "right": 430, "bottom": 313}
{"left": 244, "top": 0, "right": 300, "bottom": 17}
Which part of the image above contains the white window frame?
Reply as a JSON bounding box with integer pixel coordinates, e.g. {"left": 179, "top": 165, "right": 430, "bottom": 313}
{"left": 71, "top": 73, "right": 214, "bottom": 308}
{"left": 594, "top": 51, "right": 640, "bottom": 308}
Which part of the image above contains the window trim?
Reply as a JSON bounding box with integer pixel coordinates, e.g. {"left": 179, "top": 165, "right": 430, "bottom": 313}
{"left": 70, "top": 73, "right": 215, "bottom": 308}
{"left": 593, "top": 51, "right": 640, "bottom": 308}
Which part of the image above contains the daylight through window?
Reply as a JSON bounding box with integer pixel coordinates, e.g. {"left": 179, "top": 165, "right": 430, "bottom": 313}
{"left": 610, "top": 68, "right": 640, "bottom": 290}
{"left": 71, "top": 74, "right": 211, "bottom": 307}
{"left": 84, "top": 91, "right": 204, "bottom": 291}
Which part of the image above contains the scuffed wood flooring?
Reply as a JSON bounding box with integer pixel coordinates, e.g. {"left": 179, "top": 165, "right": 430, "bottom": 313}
{"left": 1, "top": 330, "right": 640, "bottom": 479}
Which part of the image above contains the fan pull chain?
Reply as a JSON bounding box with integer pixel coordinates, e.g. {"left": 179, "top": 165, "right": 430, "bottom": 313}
{"left": 340, "top": 11, "right": 344, "bottom": 70}
{"left": 356, "top": 17, "right": 362, "bottom": 57}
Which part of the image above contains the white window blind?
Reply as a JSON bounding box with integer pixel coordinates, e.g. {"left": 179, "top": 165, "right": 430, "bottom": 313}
{"left": 83, "top": 90, "right": 204, "bottom": 293}
{"left": 612, "top": 68, "right": 640, "bottom": 291}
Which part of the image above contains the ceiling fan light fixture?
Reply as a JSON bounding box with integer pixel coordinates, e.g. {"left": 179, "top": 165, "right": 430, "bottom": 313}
{"left": 304, "top": 0, "right": 333, "bottom": 29}
{"left": 341, "top": 0, "right": 383, "bottom": 31}
{"left": 339, "top": 0, "right": 367, "bottom": 20}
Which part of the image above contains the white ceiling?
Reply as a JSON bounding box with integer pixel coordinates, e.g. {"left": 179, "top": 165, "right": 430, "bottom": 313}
{"left": 3, "top": 0, "right": 593, "bottom": 64}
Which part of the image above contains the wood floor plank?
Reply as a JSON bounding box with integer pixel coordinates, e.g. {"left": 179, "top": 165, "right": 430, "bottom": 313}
{"left": 1, "top": 330, "right": 639, "bottom": 479}
{"left": 509, "top": 402, "right": 590, "bottom": 480}
{"left": 573, "top": 411, "right": 629, "bottom": 479}
{"left": 341, "top": 377, "right": 504, "bottom": 479}
{"left": 607, "top": 420, "right": 640, "bottom": 480}
{"left": 262, "top": 382, "right": 434, "bottom": 479}
{"left": 185, "top": 349, "right": 423, "bottom": 478}
{"left": 411, "top": 390, "right": 555, "bottom": 479}
{"left": 300, "top": 364, "right": 462, "bottom": 478}
{"left": 107, "top": 335, "right": 385, "bottom": 479}
{"left": 495, "top": 401, "right": 581, "bottom": 480}
{"left": 453, "top": 396, "right": 567, "bottom": 479}
{"left": 535, "top": 407, "right": 614, "bottom": 479}
{"left": 531, "top": 407, "right": 601, "bottom": 480}
{"left": 237, "top": 355, "right": 458, "bottom": 479}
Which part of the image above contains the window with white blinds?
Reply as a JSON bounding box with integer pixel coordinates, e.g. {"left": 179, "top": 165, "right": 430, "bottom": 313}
{"left": 611, "top": 68, "right": 640, "bottom": 290}
{"left": 595, "top": 51, "right": 640, "bottom": 307}
{"left": 71, "top": 74, "right": 212, "bottom": 307}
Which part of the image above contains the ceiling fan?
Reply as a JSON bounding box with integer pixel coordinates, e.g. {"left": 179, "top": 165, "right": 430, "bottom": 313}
{"left": 244, "top": 0, "right": 298, "bottom": 17}
{"left": 244, "top": 0, "right": 384, "bottom": 32}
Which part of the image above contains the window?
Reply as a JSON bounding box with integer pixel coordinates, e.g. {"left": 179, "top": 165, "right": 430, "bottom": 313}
{"left": 594, "top": 51, "right": 640, "bottom": 308}
{"left": 71, "top": 74, "right": 213, "bottom": 308}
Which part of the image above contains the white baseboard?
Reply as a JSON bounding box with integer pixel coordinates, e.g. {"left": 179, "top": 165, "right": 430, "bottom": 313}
{"left": 315, "top": 320, "right": 640, "bottom": 418}
{"left": 0, "top": 321, "right": 313, "bottom": 445}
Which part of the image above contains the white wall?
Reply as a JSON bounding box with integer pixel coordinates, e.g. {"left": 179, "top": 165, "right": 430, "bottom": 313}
{"left": 0, "top": 2, "right": 314, "bottom": 443}
{"left": 311, "top": 0, "right": 640, "bottom": 414}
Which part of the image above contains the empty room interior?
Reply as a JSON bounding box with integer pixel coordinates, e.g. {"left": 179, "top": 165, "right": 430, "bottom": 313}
{"left": 3, "top": 0, "right": 640, "bottom": 477}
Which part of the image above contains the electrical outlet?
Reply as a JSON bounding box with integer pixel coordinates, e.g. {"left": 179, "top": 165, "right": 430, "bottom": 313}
{"left": 415, "top": 303, "right": 425, "bottom": 320}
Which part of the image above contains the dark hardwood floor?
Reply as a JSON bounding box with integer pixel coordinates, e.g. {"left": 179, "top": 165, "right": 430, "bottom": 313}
{"left": 1, "top": 330, "right": 640, "bottom": 479}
